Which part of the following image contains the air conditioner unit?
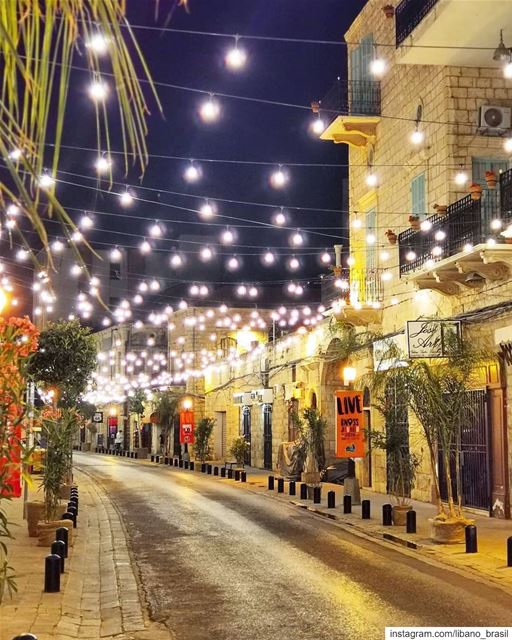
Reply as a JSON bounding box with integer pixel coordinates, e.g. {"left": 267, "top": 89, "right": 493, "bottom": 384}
{"left": 479, "top": 105, "right": 511, "bottom": 133}
{"left": 233, "top": 392, "right": 252, "bottom": 406}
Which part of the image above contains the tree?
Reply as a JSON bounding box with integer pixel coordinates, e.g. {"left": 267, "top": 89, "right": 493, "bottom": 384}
{"left": 293, "top": 407, "right": 327, "bottom": 477}
{"left": 194, "top": 417, "right": 215, "bottom": 463}
{"left": 28, "top": 320, "right": 97, "bottom": 408}
{"left": 153, "top": 391, "right": 179, "bottom": 455}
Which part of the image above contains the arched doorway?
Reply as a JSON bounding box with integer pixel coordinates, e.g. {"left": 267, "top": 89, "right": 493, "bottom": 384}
{"left": 319, "top": 338, "right": 345, "bottom": 461}
{"left": 310, "top": 392, "right": 317, "bottom": 410}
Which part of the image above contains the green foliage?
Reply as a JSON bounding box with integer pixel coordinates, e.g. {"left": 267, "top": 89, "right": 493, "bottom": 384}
{"left": 76, "top": 399, "right": 96, "bottom": 422}
{"left": 194, "top": 417, "right": 215, "bottom": 463}
{"left": 326, "top": 320, "right": 379, "bottom": 362}
{"left": 28, "top": 320, "right": 97, "bottom": 408}
{"left": 129, "top": 388, "right": 146, "bottom": 420}
{"left": 292, "top": 407, "right": 327, "bottom": 472}
{"left": 153, "top": 391, "right": 179, "bottom": 455}
{"left": 0, "top": 504, "right": 16, "bottom": 604}
{"left": 229, "top": 436, "right": 250, "bottom": 467}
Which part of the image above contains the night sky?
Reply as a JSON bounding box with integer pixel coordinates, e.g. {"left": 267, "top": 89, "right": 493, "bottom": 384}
{"left": 16, "top": 0, "right": 367, "bottom": 313}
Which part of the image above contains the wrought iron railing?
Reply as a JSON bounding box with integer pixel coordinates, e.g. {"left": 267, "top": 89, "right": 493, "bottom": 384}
{"left": 398, "top": 168, "right": 512, "bottom": 276}
{"left": 321, "top": 268, "right": 385, "bottom": 308}
{"left": 395, "top": 0, "right": 439, "bottom": 47}
{"left": 320, "top": 78, "right": 381, "bottom": 124}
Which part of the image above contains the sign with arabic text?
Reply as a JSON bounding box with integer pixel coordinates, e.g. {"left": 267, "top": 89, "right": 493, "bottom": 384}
{"left": 406, "top": 321, "right": 461, "bottom": 358}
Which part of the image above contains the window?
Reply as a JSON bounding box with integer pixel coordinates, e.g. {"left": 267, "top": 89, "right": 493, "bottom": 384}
{"left": 472, "top": 158, "right": 509, "bottom": 224}
{"left": 365, "top": 208, "right": 377, "bottom": 270}
{"left": 350, "top": 34, "right": 374, "bottom": 114}
{"left": 109, "top": 263, "right": 121, "bottom": 280}
{"left": 411, "top": 173, "right": 426, "bottom": 219}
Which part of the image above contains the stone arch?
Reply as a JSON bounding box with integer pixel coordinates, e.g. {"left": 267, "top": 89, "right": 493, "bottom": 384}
{"left": 319, "top": 338, "right": 349, "bottom": 463}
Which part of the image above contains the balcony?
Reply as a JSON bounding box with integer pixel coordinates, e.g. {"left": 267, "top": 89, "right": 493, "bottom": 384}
{"left": 321, "top": 268, "right": 385, "bottom": 325}
{"left": 319, "top": 78, "right": 381, "bottom": 148}
{"left": 395, "top": 0, "right": 510, "bottom": 67}
{"left": 398, "top": 169, "right": 512, "bottom": 295}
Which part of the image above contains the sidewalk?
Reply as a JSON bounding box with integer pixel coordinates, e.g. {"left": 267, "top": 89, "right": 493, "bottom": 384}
{"left": 0, "top": 469, "right": 172, "bottom": 640}
{"left": 123, "top": 451, "right": 512, "bottom": 594}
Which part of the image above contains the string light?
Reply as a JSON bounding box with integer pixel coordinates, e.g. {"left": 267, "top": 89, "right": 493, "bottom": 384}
{"left": 310, "top": 116, "right": 325, "bottom": 135}
{"left": 139, "top": 239, "right": 152, "bottom": 254}
{"left": 51, "top": 238, "right": 65, "bottom": 253}
{"left": 149, "top": 221, "right": 163, "bottom": 238}
{"left": 227, "top": 256, "right": 240, "bottom": 270}
{"left": 6, "top": 219, "right": 16, "bottom": 230}
{"left": 379, "top": 250, "right": 390, "bottom": 262}
{"left": 16, "top": 249, "right": 28, "bottom": 261}
{"left": 221, "top": 228, "right": 235, "bottom": 244}
{"left": 320, "top": 250, "right": 331, "bottom": 264}
{"left": 8, "top": 149, "right": 21, "bottom": 161}
{"left": 366, "top": 233, "right": 376, "bottom": 245}
{"left": 262, "top": 250, "right": 276, "bottom": 265}
{"left": 70, "top": 264, "right": 82, "bottom": 276}
{"left": 273, "top": 208, "right": 287, "bottom": 225}
{"left": 369, "top": 56, "right": 386, "bottom": 78}
{"left": 504, "top": 138, "right": 512, "bottom": 153}
{"left": 270, "top": 166, "right": 288, "bottom": 189}
{"left": 200, "top": 246, "right": 214, "bottom": 261}
{"left": 199, "top": 95, "right": 221, "bottom": 123}
{"left": 351, "top": 217, "right": 362, "bottom": 229}
{"left": 406, "top": 250, "right": 417, "bottom": 261}
{"left": 225, "top": 37, "right": 247, "bottom": 70}
{"left": 184, "top": 162, "right": 201, "bottom": 183}
{"left": 88, "top": 80, "right": 108, "bottom": 101}
{"left": 434, "top": 230, "right": 446, "bottom": 241}
{"left": 420, "top": 220, "right": 433, "bottom": 232}
{"left": 95, "top": 156, "right": 112, "bottom": 173}
{"left": 170, "top": 253, "right": 184, "bottom": 268}
{"left": 432, "top": 246, "right": 443, "bottom": 257}
{"left": 291, "top": 230, "right": 304, "bottom": 246}
{"left": 72, "top": 230, "right": 83, "bottom": 243}
{"left": 6, "top": 204, "right": 20, "bottom": 216}
{"left": 119, "top": 190, "right": 134, "bottom": 207}
{"left": 366, "top": 172, "right": 378, "bottom": 188}
{"left": 38, "top": 173, "right": 55, "bottom": 189}
{"left": 86, "top": 33, "right": 109, "bottom": 55}
{"left": 455, "top": 170, "right": 468, "bottom": 185}
{"left": 80, "top": 214, "right": 94, "bottom": 229}
{"left": 410, "top": 128, "right": 425, "bottom": 145}
{"left": 288, "top": 256, "right": 300, "bottom": 270}
{"left": 490, "top": 219, "right": 503, "bottom": 230}
{"left": 110, "top": 247, "right": 122, "bottom": 262}
{"left": 199, "top": 200, "right": 216, "bottom": 219}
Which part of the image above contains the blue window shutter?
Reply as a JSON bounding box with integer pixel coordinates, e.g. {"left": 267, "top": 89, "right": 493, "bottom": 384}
{"left": 411, "top": 173, "right": 426, "bottom": 218}
{"left": 366, "top": 207, "right": 377, "bottom": 270}
{"left": 351, "top": 35, "right": 373, "bottom": 114}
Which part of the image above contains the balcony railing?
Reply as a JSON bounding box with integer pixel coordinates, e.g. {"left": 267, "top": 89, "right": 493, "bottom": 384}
{"left": 395, "top": 0, "right": 439, "bottom": 47}
{"left": 321, "top": 268, "right": 385, "bottom": 308}
{"left": 399, "top": 169, "right": 512, "bottom": 276}
{"left": 320, "top": 78, "right": 381, "bottom": 124}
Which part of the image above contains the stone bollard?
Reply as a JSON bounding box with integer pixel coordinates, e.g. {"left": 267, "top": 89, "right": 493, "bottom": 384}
{"left": 208, "top": 465, "right": 213, "bottom": 475}
{"left": 201, "top": 463, "right": 206, "bottom": 473}
{"left": 13, "top": 633, "right": 39, "bottom": 639}
{"left": 44, "top": 554, "right": 61, "bottom": 593}
{"left": 190, "top": 461, "right": 195, "bottom": 471}
{"left": 51, "top": 540, "right": 66, "bottom": 573}
{"left": 179, "top": 459, "right": 184, "bottom": 468}
{"left": 227, "top": 469, "right": 233, "bottom": 479}
{"left": 241, "top": 471, "right": 247, "bottom": 483}
{"left": 150, "top": 455, "right": 155, "bottom": 463}
{"left": 213, "top": 466, "right": 219, "bottom": 476}
{"left": 62, "top": 510, "right": 76, "bottom": 528}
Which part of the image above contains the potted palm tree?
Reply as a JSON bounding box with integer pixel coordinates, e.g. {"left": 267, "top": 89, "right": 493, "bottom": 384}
{"left": 194, "top": 417, "right": 215, "bottom": 463}
{"left": 229, "top": 436, "right": 250, "bottom": 469}
{"left": 293, "top": 408, "right": 327, "bottom": 497}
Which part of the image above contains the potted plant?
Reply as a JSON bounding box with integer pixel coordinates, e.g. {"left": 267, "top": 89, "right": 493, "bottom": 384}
{"left": 408, "top": 215, "right": 420, "bottom": 230}
{"left": 229, "top": 436, "right": 250, "bottom": 469}
{"left": 385, "top": 229, "right": 397, "bottom": 245}
{"left": 194, "top": 417, "right": 215, "bottom": 463}
{"left": 383, "top": 4, "right": 394, "bottom": 18}
{"left": 468, "top": 182, "right": 482, "bottom": 200}
{"left": 293, "top": 408, "right": 327, "bottom": 496}
{"left": 485, "top": 170, "right": 497, "bottom": 189}
{"left": 433, "top": 204, "right": 448, "bottom": 215}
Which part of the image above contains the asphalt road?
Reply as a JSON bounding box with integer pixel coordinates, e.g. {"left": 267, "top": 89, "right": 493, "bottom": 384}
{"left": 76, "top": 453, "right": 512, "bottom": 640}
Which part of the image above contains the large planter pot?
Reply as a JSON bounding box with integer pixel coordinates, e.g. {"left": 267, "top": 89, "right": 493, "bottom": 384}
{"left": 429, "top": 517, "right": 474, "bottom": 544}
{"left": 37, "top": 519, "right": 74, "bottom": 547}
{"left": 58, "top": 484, "right": 72, "bottom": 500}
{"left": 392, "top": 504, "right": 412, "bottom": 526}
{"left": 26, "top": 501, "right": 45, "bottom": 537}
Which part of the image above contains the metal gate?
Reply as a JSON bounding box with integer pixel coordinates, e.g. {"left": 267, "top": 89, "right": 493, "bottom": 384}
{"left": 263, "top": 405, "right": 272, "bottom": 470}
{"left": 439, "top": 389, "right": 490, "bottom": 512}
{"left": 242, "top": 406, "right": 251, "bottom": 466}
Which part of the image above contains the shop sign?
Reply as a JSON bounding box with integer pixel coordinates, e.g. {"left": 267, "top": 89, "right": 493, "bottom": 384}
{"left": 179, "top": 410, "right": 195, "bottom": 445}
{"left": 335, "top": 390, "right": 365, "bottom": 459}
{"left": 93, "top": 411, "right": 103, "bottom": 423}
{"left": 406, "top": 320, "right": 461, "bottom": 358}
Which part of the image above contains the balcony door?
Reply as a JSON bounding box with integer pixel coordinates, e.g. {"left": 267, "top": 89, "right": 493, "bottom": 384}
{"left": 472, "top": 158, "right": 508, "bottom": 229}
{"left": 350, "top": 35, "right": 374, "bottom": 115}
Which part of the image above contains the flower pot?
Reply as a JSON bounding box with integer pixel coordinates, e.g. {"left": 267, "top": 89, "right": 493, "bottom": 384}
{"left": 37, "top": 519, "right": 74, "bottom": 547}
{"left": 429, "top": 517, "right": 474, "bottom": 544}
{"left": 383, "top": 4, "right": 394, "bottom": 18}
{"left": 468, "top": 184, "right": 482, "bottom": 200}
{"left": 386, "top": 233, "right": 397, "bottom": 245}
{"left": 485, "top": 172, "right": 497, "bottom": 189}
{"left": 433, "top": 205, "right": 447, "bottom": 215}
{"left": 26, "top": 501, "right": 45, "bottom": 537}
{"left": 409, "top": 218, "right": 420, "bottom": 230}
{"left": 392, "top": 504, "right": 412, "bottom": 526}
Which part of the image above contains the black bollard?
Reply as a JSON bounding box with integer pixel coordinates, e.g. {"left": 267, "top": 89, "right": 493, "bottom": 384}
{"left": 134, "top": 452, "right": 138, "bottom": 459}
{"left": 184, "top": 460, "right": 189, "bottom": 469}
{"left": 164, "top": 457, "right": 168, "bottom": 465}
{"left": 12, "top": 634, "right": 39, "bottom": 640}
{"left": 220, "top": 467, "right": 226, "bottom": 478}
{"left": 155, "top": 455, "right": 160, "bottom": 464}
{"left": 214, "top": 466, "right": 219, "bottom": 476}
{"left": 150, "top": 455, "right": 155, "bottom": 462}
{"left": 227, "top": 468, "right": 233, "bottom": 479}
{"left": 382, "top": 503, "right": 393, "bottom": 526}
{"left": 361, "top": 499, "right": 371, "bottom": 519}
{"left": 241, "top": 471, "right": 247, "bottom": 483}
{"left": 327, "top": 491, "right": 335, "bottom": 509}
{"left": 507, "top": 537, "right": 512, "bottom": 567}
{"left": 67, "top": 505, "right": 78, "bottom": 523}
{"left": 300, "top": 483, "right": 308, "bottom": 500}
{"left": 406, "top": 509, "right": 417, "bottom": 534}
{"left": 201, "top": 463, "right": 206, "bottom": 473}
{"left": 343, "top": 494, "right": 352, "bottom": 514}
{"left": 465, "top": 525, "right": 478, "bottom": 553}
{"left": 208, "top": 465, "right": 213, "bottom": 475}
{"left": 173, "top": 458, "right": 178, "bottom": 467}
{"left": 62, "top": 511, "right": 76, "bottom": 529}
{"left": 179, "top": 459, "right": 184, "bottom": 468}
{"left": 268, "top": 476, "right": 275, "bottom": 491}
{"left": 56, "top": 527, "right": 69, "bottom": 558}
{"left": 44, "top": 554, "right": 61, "bottom": 592}
{"left": 51, "top": 540, "right": 66, "bottom": 573}
{"left": 190, "top": 461, "right": 195, "bottom": 471}
{"left": 68, "top": 501, "right": 78, "bottom": 516}
{"left": 277, "top": 478, "right": 284, "bottom": 493}
{"left": 313, "top": 486, "right": 321, "bottom": 504}
{"left": 234, "top": 469, "right": 240, "bottom": 481}
{"left": 289, "top": 481, "right": 296, "bottom": 496}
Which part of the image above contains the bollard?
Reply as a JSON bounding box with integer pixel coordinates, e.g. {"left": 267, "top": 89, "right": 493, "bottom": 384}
{"left": 67, "top": 501, "right": 78, "bottom": 516}
{"left": 174, "top": 458, "right": 178, "bottom": 467}
{"left": 406, "top": 509, "right": 417, "bottom": 534}
{"left": 234, "top": 469, "right": 240, "bottom": 481}
{"left": 361, "top": 499, "right": 371, "bottom": 519}
{"left": 201, "top": 463, "right": 206, "bottom": 473}
{"left": 300, "top": 483, "right": 308, "bottom": 500}
{"left": 289, "top": 481, "right": 296, "bottom": 496}
{"left": 268, "top": 476, "right": 275, "bottom": 491}
{"left": 313, "top": 486, "right": 321, "bottom": 504}
{"left": 56, "top": 527, "right": 69, "bottom": 558}
{"left": 155, "top": 455, "right": 160, "bottom": 464}
{"left": 134, "top": 452, "right": 138, "bottom": 459}
{"left": 214, "top": 466, "right": 219, "bottom": 476}
{"left": 382, "top": 503, "right": 392, "bottom": 526}
{"left": 164, "top": 457, "right": 168, "bottom": 465}
{"left": 343, "top": 494, "right": 352, "bottom": 514}
{"left": 62, "top": 511, "right": 76, "bottom": 529}
{"left": 208, "top": 465, "right": 213, "bottom": 475}
{"left": 277, "top": 478, "right": 284, "bottom": 493}
{"left": 179, "top": 459, "right": 184, "bottom": 468}
{"left": 465, "top": 525, "right": 478, "bottom": 553}
{"left": 44, "top": 554, "right": 61, "bottom": 593}
{"left": 241, "top": 471, "right": 247, "bottom": 483}
{"left": 507, "top": 537, "right": 512, "bottom": 567}
{"left": 67, "top": 505, "right": 78, "bottom": 522}
{"left": 227, "top": 468, "right": 233, "bottom": 479}
{"left": 12, "top": 634, "right": 39, "bottom": 640}
{"left": 327, "top": 491, "right": 335, "bottom": 509}
{"left": 220, "top": 467, "right": 226, "bottom": 478}
{"left": 150, "top": 455, "right": 155, "bottom": 462}
{"left": 190, "top": 461, "right": 195, "bottom": 471}
{"left": 51, "top": 540, "right": 66, "bottom": 573}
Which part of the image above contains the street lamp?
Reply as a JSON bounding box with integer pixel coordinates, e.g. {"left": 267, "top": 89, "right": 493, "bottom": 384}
{"left": 343, "top": 366, "right": 357, "bottom": 387}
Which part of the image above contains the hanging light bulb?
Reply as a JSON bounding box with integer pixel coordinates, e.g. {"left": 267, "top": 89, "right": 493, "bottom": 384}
{"left": 139, "top": 239, "right": 152, "bottom": 255}
{"left": 200, "top": 200, "right": 216, "bottom": 219}
{"left": 72, "top": 230, "right": 83, "bottom": 243}
{"left": 369, "top": 56, "right": 387, "bottom": 78}
{"left": 184, "top": 162, "right": 201, "bottom": 183}
{"left": 199, "top": 95, "right": 221, "bottom": 122}
{"left": 490, "top": 219, "right": 503, "bottom": 231}
{"left": 454, "top": 170, "right": 468, "bottom": 185}
{"left": 110, "top": 247, "right": 122, "bottom": 262}
{"left": 86, "top": 32, "right": 109, "bottom": 55}
{"left": 221, "top": 228, "right": 235, "bottom": 244}
{"left": 227, "top": 256, "right": 240, "bottom": 271}
{"left": 351, "top": 217, "right": 362, "bottom": 229}
{"left": 133, "top": 294, "right": 144, "bottom": 305}
{"left": 262, "top": 250, "right": 276, "bottom": 265}
{"left": 310, "top": 116, "right": 325, "bottom": 135}
{"left": 273, "top": 208, "right": 287, "bottom": 226}
{"left": 70, "top": 264, "right": 82, "bottom": 277}
{"left": 379, "top": 250, "right": 390, "bottom": 262}
{"left": 38, "top": 173, "right": 55, "bottom": 189}
{"left": 366, "top": 233, "right": 376, "bottom": 244}
{"left": 6, "top": 219, "right": 16, "bottom": 230}
{"left": 406, "top": 250, "right": 417, "bottom": 261}
{"left": 199, "top": 285, "right": 209, "bottom": 296}
{"left": 288, "top": 256, "right": 300, "bottom": 270}
{"left": 200, "top": 246, "right": 214, "bottom": 261}
{"left": 150, "top": 279, "right": 160, "bottom": 291}
{"left": 435, "top": 230, "right": 447, "bottom": 240}
{"left": 225, "top": 37, "right": 247, "bottom": 70}
{"left": 88, "top": 80, "right": 108, "bottom": 101}
{"left": 504, "top": 60, "right": 512, "bottom": 79}
{"left": 95, "top": 156, "right": 111, "bottom": 173}
{"left": 366, "top": 172, "right": 378, "bottom": 188}
{"left": 149, "top": 221, "right": 163, "bottom": 238}
{"left": 291, "top": 230, "right": 304, "bottom": 246}
{"left": 237, "top": 285, "right": 247, "bottom": 296}
{"left": 320, "top": 250, "right": 331, "bottom": 264}
{"left": 16, "top": 249, "right": 28, "bottom": 261}
{"left": 6, "top": 204, "right": 20, "bottom": 217}
{"left": 170, "top": 253, "right": 183, "bottom": 268}
{"left": 249, "top": 286, "right": 258, "bottom": 298}
{"left": 119, "top": 190, "right": 134, "bottom": 207}
{"left": 410, "top": 128, "right": 425, "bottom": 145}
{"left": 8, "top": 148, "right": 22, "bottom": 161}
{"left": 189, "top": 284, "right": 199, "bottom": 296}
{"left": 420, "top": 219, "right": 433, "bottom": 232}
{"left": 270, "top": 166, "right": 288, "bottom": 189}
{"left": 80, "top": 213, "right": 94, "bottom": 229}
{"left": 51, "top": 238, "right": 65, "bottom": 253}
{"left": 504, "top": 138, "right": 512, "bottom": 153}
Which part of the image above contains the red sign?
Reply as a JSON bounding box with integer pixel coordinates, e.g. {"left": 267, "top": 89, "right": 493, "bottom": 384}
{"left": 179, "top": 410, "right": 195, "bottom": 444}
{"left": 335, "top": 390, "right": 365, "bottom": 459}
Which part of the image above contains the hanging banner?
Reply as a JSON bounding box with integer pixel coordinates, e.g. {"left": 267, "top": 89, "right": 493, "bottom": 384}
{"left": 179, "top": 410, "right": 195, "bottom": 445}
{"left": 335, "top": 390, "right": 365, "bottom": 459}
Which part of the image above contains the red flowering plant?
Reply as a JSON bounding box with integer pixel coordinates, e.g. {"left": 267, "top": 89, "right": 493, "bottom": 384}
{"left": 0, "top": 317, "right": 39, "bottom": 603}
